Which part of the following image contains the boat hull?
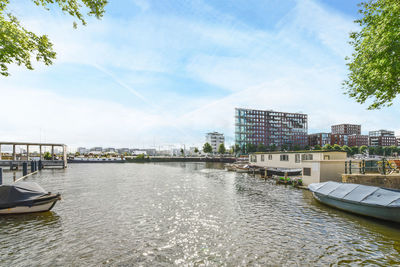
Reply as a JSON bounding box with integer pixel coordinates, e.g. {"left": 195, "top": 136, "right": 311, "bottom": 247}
{"left": 313, "top": 192, "right": 400, "bottom": 223}
{"left": 0, "top": 194, "right": 60, "bottom": 215}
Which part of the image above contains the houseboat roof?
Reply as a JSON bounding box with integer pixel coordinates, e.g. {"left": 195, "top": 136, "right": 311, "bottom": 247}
{"left": 253, "top": 150, "right": 346, "bottom": 154}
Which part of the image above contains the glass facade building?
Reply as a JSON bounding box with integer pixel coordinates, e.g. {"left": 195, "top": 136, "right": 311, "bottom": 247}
{"left": 235, "top": 108, "right": 308, "bottom": 150}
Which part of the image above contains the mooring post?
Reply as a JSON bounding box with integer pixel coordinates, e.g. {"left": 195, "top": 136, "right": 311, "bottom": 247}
{"left": 349, "top": 160, "right": 352, "bottom": 175}
{"left": 0, "top": 168, "right": 2, "bottom": 185}
{"left": 30, "top": 160, "right": 34, "bottom": 173}
{"left": 22, "top": 162, "right": 28, "bottom": 176}
{"left": 34, "top": 161, "right": 37, "bottom": 171}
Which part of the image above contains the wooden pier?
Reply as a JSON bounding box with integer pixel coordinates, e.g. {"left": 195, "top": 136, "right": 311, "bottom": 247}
{"left": 0, "top": 141, "right": 67, "bottom": 168}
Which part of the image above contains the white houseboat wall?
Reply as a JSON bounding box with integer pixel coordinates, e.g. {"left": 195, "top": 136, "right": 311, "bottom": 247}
{"left": 249, "top": 151, "right": 347, "bottom": 186}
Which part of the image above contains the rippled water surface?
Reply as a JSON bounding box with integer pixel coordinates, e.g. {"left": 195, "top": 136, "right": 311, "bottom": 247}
{"left": 1, "top": 162, "right": 400, "bottom": 266}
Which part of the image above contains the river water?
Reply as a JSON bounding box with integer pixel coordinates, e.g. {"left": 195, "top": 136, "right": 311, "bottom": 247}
{"left": 0, "top": 162, "right": 399, "bottom": 266}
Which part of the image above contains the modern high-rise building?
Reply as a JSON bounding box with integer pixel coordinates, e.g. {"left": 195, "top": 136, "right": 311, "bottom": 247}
{"left": 206, "top": 132, "right": 225, "bottom": 152}
{"left": 369, "top": 130, "right": 397, "bottom": 146}
{"left": 331, "top": 124, "right": 361, "bottom": 135}
{"left": 235, "top": 108, "right": 308, "bottom": 150}
{"left": 308, "top": 133, "right": 331, "bottom": 147}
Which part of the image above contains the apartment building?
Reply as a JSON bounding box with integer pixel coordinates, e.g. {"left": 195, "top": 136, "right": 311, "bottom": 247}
{"left": 206, "top": 132, "right": 225, "bottom": 152}
{"left": 369, "top": 130, "right": 397, "bottom": 146}
{"left": 235, "top": 108, "right": 308, "bottom": 150}
{"left": 308, "top": 133, "right": 331, "bottom": 147}
{"left": 331, "top": 124, "right": 361, "bottom": 135}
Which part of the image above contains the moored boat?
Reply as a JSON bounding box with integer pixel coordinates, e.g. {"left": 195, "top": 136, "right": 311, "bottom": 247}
{"left": 0, "top": 182, "right": 60, "bottom": 214}
{"left": 309, "top": 181, "right": 400, "bottom": 223}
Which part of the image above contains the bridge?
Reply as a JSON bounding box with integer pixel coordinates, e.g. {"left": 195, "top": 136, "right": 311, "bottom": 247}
{"left": 0, "top": 141, "right": 67, "bottom": 168}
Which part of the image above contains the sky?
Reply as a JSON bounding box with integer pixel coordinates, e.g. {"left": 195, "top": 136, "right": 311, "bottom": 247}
{"left": 1, "top": 0, "right": 399, "bottom": 150}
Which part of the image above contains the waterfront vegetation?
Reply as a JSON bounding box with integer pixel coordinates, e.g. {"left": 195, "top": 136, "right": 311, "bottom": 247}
{"left": 0, "top": 0, "right": 108, "bottom": 76}
{"left": 344, "top": 0, "right": 400, "bottom": 109}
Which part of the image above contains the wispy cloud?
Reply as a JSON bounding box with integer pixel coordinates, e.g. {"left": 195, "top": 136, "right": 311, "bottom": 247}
{"left": 1, "top": 0, "right": 398, "bottom": 149}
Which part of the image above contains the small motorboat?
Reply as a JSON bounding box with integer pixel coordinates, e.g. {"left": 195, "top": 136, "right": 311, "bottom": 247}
{"left": 309, "top": 181, "right": 400, "bottom": 223}
{"left": 0, "top": 182, "right": 60, "bottom": 214}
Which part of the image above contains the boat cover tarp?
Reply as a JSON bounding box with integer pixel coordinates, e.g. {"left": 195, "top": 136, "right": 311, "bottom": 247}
{"left": 0, "top": 182, "right": 48, "bottom": 209}
{"left": 309, "top": 181, "right": 400, "bottom": 208}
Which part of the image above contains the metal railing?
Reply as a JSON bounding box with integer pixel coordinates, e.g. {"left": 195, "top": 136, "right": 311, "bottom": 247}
{"left": 345, "top": 158, "right": 400, "bottom": 175}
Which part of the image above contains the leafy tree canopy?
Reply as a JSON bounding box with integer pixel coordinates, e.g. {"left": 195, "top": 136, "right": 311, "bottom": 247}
{"left": 217, "top": 143, "right": 226, "bottom": 154}
{"left": 313, "top": 144, "right": 322, "bottom": 150}
{"left": 0, "top": 0, "right": 107, "bottom": 76}
{"left": 344, "top": 0, "right": 400, "bottom": 109}
{"left": 323, "top": 144, "right": 333, "bottom": 151}
{"left": 203, "top": 143, "right": 212, "bottom": 154}
{"left": 256, "top": 143, "right": 267, "bottom": 152}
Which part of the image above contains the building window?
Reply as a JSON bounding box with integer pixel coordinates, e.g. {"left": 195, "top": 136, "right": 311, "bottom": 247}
{"left": 268, "top": 154, "right": 272, "bottom": 160}
{"left": 280, "top": 154, "right": 289, "bottom": 161}
{"left": 303, "top": 167, "right": 311, "bottom": 176}
{"left": 295, "top": 154, "right": 300, "bottom": 163}
{"left": 261, "top": 155, "right": 265, "bottom": 161}
{"left": 301, "top": 154, "right": 313, "bottom": 161}
{"left": 324, "top": 155, "right": 330, "bottom": 160}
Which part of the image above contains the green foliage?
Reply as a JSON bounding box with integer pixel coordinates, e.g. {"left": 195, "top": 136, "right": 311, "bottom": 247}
{"left": 43, "top": 151, "right": 52, "bottom": 160}
{"left": 322, "top": 144, "right": 333, "bottom": 151}
{"left": 194, "top": 147, "right": 199, "bottom": 153}
{"left": 136, "top": 154, "right": 145, "bottom": 159}
{"left": 180, "top": 148, "right": 184, "bottom": 156}
{"left": 0, "top": 0, "right": 107, "bottom": 76}
{"left": 351, "top": 146, "right": 360, "bottom": 156}
{"left": 304, "top": 145, "right": 310, "bottom": 150}
{"left": 256, "top": 143, "right": 267, "bottom": 152}
{"left": 332, "top": 144, "right": 342, "bottom": 151}
{"left": 246, "top": 143, "right": 257, "bottom": 153}
{"left": 293, "top": 145, "right": 301, "bottom": 151}
{"left": 359, "top": 145, "right": 368, "bottom": 154}
{"left": 217, "top": 143, "right": 226, "bottom": 154}
{"left": 313, "top": 144, "right": 322, "bottom": 150}
{"left": 269, "top": 144, "right": 277, "bottom": 151}
{"left": 203, "top": 142, "right": 212, "bottom": 153}
{"left": 343, "top": 0, "right": 400, "bottom": 109}
{"left": 341, "top": 145, "right": 352, "bottom": 156}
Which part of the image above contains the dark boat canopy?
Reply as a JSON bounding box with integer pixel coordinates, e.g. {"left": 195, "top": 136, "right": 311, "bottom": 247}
{"left": 309, "top": 182, "right": 400, "bottom": 208}
{"left": 0, "top": 182, "right": 49, "bottom": 209}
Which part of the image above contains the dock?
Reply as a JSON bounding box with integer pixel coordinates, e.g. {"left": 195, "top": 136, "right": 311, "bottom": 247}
{"left": 0, "top": 141, "right": 67, "bottom": 169}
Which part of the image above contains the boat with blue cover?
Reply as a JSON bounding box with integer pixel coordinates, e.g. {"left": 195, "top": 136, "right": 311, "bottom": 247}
{"left": 309, "top": 181, "right": 400, "bottom": 223}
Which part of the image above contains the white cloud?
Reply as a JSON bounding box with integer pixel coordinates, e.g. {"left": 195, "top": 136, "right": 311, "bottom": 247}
{"left": 1, "top": 0, "right": 398, "bottom": 150}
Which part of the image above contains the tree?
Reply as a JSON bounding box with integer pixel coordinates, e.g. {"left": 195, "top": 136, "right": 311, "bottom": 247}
{"left": 281, "top": 144, "right": 288, "bottom": 151}
{"left": 194, "top": 147, "right": 199, "bottom": 153}
{"left": 323, "top": 144, "right": 333, "bottom": 151}
{"left": 293, "top": 144, "right": 301, "bottom": 151}
{"left": 246, "top": 143, "right": 256, "bottom": 153}
{"left": 0, "top": 0, "right": 108, "bottom": 76}
{"left": 313, "top": 144, "right": 322, "bottom": 150}
{"left": 332, "top": 144, "right": 342, "bottom": 151}
{"left": 343, "top": 0, "right": 400, "bottom": 109}
{"left": 43, "top": 151, "right": 52, "bottom": 160}
{"left": 359, "top": 145, "right": 368, "bottom": 154}
{"left": 217, "top": 143, "right": 226, "bottom": 154}
{"left": 256, "top": 143, "right": 267, "bottom": 152}
{"left": 180, "top": 148, "right": 184, "bottom": 156}
{"left": 269, "top": 144, "right": 277, "bottom": 152}
{"left": 341, "top": 145, "right": 352, "bottom": 156}
{"left": 203, "top": 143, "right": 212, "bottom": 154}
{"left": 351, "top": 146, "right": 360, "bottom": 156}
{"left": 304, "top": 145, "right": 310, "bottom": 150}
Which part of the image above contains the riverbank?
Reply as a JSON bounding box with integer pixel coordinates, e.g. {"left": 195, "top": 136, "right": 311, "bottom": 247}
{"left": 68, "top": 157, "right": 237, "bottom": 164}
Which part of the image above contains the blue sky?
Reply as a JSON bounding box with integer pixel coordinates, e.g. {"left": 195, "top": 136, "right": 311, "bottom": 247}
{"left": 1, "top": 0, "right": 399, "bottom": 150}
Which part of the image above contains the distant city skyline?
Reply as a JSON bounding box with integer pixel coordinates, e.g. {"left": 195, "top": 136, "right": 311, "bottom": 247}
{"left": 1, "top": 0, "right": 399, "bottom": 148}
